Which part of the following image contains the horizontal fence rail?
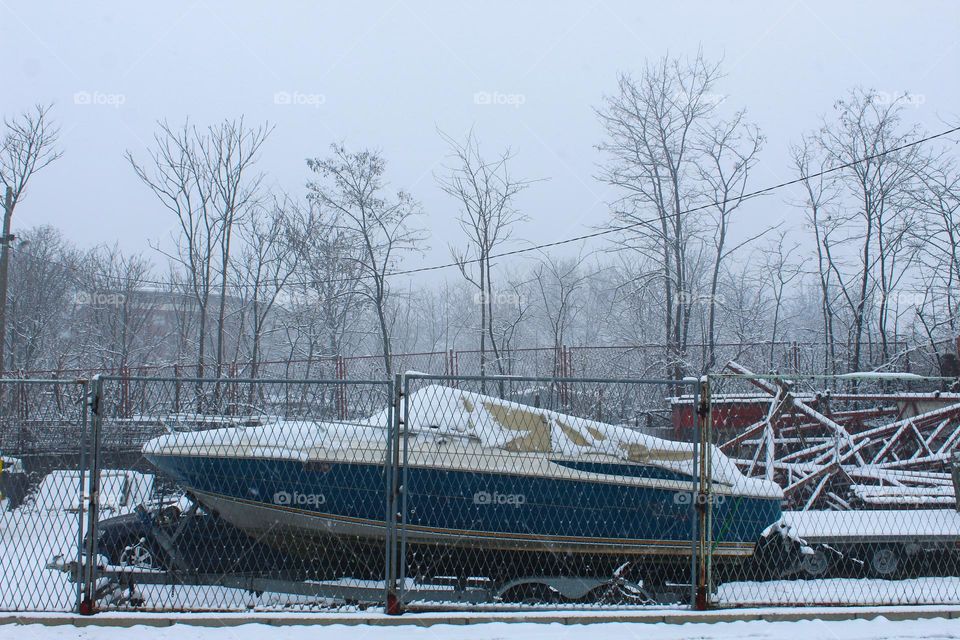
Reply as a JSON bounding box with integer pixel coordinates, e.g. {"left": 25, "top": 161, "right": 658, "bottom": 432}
{"left": 7, "top": 337, "right": 935, "bottom": 384}
{"left": 0, "top": 369, "right": 958, "bottom": 614}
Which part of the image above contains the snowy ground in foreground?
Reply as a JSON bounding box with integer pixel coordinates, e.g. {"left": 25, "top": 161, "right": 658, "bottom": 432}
{"left": 4, "top": 618, "right": 960, "bottom": 640}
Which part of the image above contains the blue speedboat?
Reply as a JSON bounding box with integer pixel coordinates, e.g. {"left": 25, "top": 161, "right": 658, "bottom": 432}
{"left": 143, "top": 385, "right": 783, "bottom": 580}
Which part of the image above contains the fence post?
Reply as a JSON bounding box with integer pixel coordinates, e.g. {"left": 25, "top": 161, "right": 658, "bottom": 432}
{"left": 79, "top": 375, "right": 104, "bottom": 615}
{"left": 398, "top": 373, "right": 413, "bottom": 612}
{"left": 384, "top": 374, "right": 403, "bottom": 615}
{"left": 695, "top": 376, "right": 713, "bottom": 609}
{"left": 120, "top": 366, "right": 129, "bottom": 418}
{"left": 173, "top": 364, "right": 181, "bottom": 414}
{"left": 74, "top": 380, "right": 90, "bottom": 613}
{"left": 689, "top": 378, "right": 699, "bottom": 609}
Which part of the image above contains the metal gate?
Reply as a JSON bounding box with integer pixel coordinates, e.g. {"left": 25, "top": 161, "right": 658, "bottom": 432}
{"left": 0, "top": 379, "right": 89, "bottom": 611}
{"left": 84, "top": 376, "right": 396, "bottom": 612}
{"left": 392, "top": 374, "right": 705, "bottom": 610}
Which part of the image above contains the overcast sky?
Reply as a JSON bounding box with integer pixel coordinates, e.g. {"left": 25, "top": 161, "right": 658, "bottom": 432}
{"left": 3, "top": 1, "right": 958, "bottom": 281}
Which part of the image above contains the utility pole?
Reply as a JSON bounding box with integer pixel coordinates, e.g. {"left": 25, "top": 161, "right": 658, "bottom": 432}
{"left": 0, "top": 186, "right": 14, "bottom": 379}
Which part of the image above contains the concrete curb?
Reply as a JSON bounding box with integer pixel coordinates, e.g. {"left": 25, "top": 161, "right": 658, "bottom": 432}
{"left": 3, "top": 606, "right": 960, "bottom": 628}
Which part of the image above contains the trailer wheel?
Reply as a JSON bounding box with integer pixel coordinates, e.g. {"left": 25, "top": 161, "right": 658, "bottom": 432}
{"left": 119, "top": 538, "right": 161, "bottom": 570}
{"left": 800, "top": 548, "right": 830, "bottom": 578}
{"left": 868, "top": 545, "right": 902, "bottom": 578}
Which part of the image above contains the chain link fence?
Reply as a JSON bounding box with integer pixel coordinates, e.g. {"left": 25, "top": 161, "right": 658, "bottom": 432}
{"left": 393, "top": 375, "right": 703, "bottom": 610}
{"left": 703, "top": 367, "right": 960, "bottom": 607}
{"left": 83, "top": 376, "right": 395, "bottom": 612}
{"left": 0, "top": 379, "right": 89, "bottom": 611}
{"left": 1, "top": 369, "right": 959, "bottom": 614}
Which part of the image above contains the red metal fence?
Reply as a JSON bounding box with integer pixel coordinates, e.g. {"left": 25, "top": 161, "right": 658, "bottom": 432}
{"left": 3, "top": 338, "right": 945, "bottom": 385}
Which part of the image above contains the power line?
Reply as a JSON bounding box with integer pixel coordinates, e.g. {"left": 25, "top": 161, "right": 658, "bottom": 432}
{"left": 11, "top": 124, "right": 960, "bottom": 291}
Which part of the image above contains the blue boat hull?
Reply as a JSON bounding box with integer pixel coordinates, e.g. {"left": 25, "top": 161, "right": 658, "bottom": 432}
{"left": 145, "top": 453, "right": 781, "bottom": 568}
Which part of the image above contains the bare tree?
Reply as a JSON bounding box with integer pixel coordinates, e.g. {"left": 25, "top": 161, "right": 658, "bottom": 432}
{"left": 0, "top": 104, "right": 62, "bottom": 375}
{"left": 128, "top": 119, "right": 269, "bottom": 390}
{"left": 5, "top": 227, "right": 78, "bottom": 374}
{"left": 534, "top": 251, "right": 590, "bottom": 378}
{"left": 204, "top": 119, "right": 272, "bottom": 380}
{"left": 284, "top": 200, "right": 366, "bottom": 378}
{"left": 759, "top": 233, "right": 806, "bottom": 369}
{"left": 817, "top": 89, "right": 923, "bottom": 370}
{"left": 792, "top": 136, "right": 842, "bottom": 374}
{"left": 695, "top": 112, "right": 765, "bottom": 370}
{"left": 597, "top": 51, "right": 724, "bottom": 380}
{"left": 75, "top": 246, "right": 162, "bottom": 374}
{"left": 437, "top": 129, "right": 535, "bottom": 382}
{"left": 306, "top": 145, "right": 425, "bottom": 377}
{"left": 911, "top": 149, "right": 960, "bottom": 365}
{"left": 234, "top": 195, "right": 301, "bottom": 384}
{"left": 128, "top": 120, "right": 216, "bottom": 385}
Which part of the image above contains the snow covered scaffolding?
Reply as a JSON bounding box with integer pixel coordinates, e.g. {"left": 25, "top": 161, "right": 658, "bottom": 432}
{"left": 708, "top": 361, "right": 960, "bottom": 510}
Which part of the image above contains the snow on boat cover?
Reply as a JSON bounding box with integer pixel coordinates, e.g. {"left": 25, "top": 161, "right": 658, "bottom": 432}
{"left": 144, "top": 384, "right": 781, "bottom": 500}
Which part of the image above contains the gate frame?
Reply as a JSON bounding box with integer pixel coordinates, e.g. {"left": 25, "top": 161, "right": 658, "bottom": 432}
{"left": 80, "top": 375, "right": 101, "bottom": 614}
{"left": 0, "top": 377, "right": 90, "bottom": 613}
{"left": 79, "top": 374, "right": 397, "bottom": 615}
{"left": 395, "top": 373, "right": 704, "bottom": 612}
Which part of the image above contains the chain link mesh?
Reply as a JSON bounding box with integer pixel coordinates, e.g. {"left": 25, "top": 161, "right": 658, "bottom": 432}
{"left": 395, "top": 375, "right": 703, "bottom": 610}
{"left": 3, "top": 370, "right": 959, "bottom": 613}
{"left": 88, "top": 377, "right": 394, "bottom": 612}
{"left": 0, "top": 379, "right": 88, "bottom": 611}
{"left": 705, "top": 368, "right": 960, "bottom": 607}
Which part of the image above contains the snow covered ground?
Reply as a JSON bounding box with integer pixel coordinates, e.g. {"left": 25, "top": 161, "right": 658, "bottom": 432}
{"left": 4, "top": 505, "right": 960, "bottom": 611}
{"left": 2, "top": 461, "right": 957, "bottom": 612}
{"left": 717, "top": 578, "right": 960, "bottom": 605}
{"left": 3, "top": 617, "right": 960, "bottom": 640}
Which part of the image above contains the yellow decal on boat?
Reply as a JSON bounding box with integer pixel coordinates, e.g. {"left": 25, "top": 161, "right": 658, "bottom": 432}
{"left": 555, "top": 419, "right": 591, "bottom": 447}
{"left": 584, "top": 425, "right": 607, "bottom": 441}
{"left": 620, "top": 442, "right": 694, "bottom": 463}
{"left": 483, "top": 403, "right": 552, "bottom": 452}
